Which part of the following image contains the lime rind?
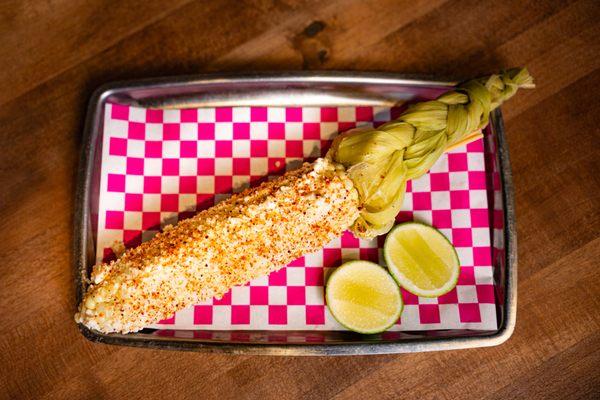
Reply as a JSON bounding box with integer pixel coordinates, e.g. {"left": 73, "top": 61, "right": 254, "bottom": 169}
{"left": 384, "top": 222, "right": 460, "bottom": 298}
{"left": 326, "top": 260, "right": 403, "bottom": 334}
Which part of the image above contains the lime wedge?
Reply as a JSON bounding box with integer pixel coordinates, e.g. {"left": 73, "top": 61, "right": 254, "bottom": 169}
{"left": 326, "top": 260, "right": 403, "bottom": 334}
{"left": 384, "top": 222, "right": 460, "bottom": 297}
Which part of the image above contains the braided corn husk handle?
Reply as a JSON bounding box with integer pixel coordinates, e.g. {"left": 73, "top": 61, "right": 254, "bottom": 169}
{"left": 328, "top": 68, "right": 534, "bottom": 238}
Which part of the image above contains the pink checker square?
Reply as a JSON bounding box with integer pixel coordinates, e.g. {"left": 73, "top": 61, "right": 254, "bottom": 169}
{"left": 268, "top": 158, "right": 286, "bottom": 174}
{"left": 458, "top": 303, "right": 481, "bottom": 323}
{"left": 233, "top": 158, "right": 250, "bottom": 175}
{"left": 430, "top": 173, "right": 450, "bottom": 191}
{"left": 322, "top": 248, "right": 342, "bottom": 268}
{"left": 470, "top": 209, "right": 489, "bottom": 227}
{"left": 163, "top": 123, "right": 180, "bottom": 140}
{"left": 158, "top": 315, "right": 175, "bottom": 324}
{"left": 305, "top": 268, "right": 324, "bottom": 286}
{"left": 476, "top": 285, "right": 496, "bottom": 303}
{"left": 251, "top": 140, "right": 268, "bottom": 157}
{"left": 197, "top": 123, "right": 215, "bottom": 140}
{"left": 268, "top": 123, "right": 285, "bottom": 139}
{"left": 493, "top": 209, "right": 504, "bottom": 229}
{"left": 180, "top": 141, "right": 198, "bottom": 158}
{"left": 213, "top": 290, "right": 232, "bottom": 305}
{"left": 452, "top": 228, "right": 473, "bottom": 247}
{"left": 197, "top": 158, "right": 215, "bottom": 175}
{"left": 146, "top": 109, "right": 163, "bottom": 123}
{"left": 303, "top": 123, "right": 320, "bottom": 139}
{"left": 473, "top": 247, "right": 492, "bottom": 266}
{"left": 179, "top": 210, "right": 195, "bottom": 220}
{"left": 179, "top": 176, "right": 196, "bottom": 193}
{"left": 341, "top": 231, "right": 359, "bottom": 248}
{"left": 431, "top": 210, "right": 452, "bottom": 228}
{"left": 143, "top": 176, "right": 161, "bottom": 193}
{"left": 287, "top": 287, "right": 306, "bottom": 305}
{"left": 144, "top": 141, "right": 162, "bottom": 158}
{"left": 338, "top": 122, "right": 356, "bottom": 132}
{"left": 161, "top": 194, "right": 179, "bottom": 212}
{"left": 395, "top": 211, "right": 414, "bottom": 223}
{"left": 196, "top": 194, "right": 214, "bottom": 210}
{"left": 125, "top": 193, "right": 143, "bottom": 211}
{"left": 468, "top": 171, "right": 487, "bottom": 189}
{"left": 360, "top": 248, "right": 379, "bottom": 263}
{"left": 123, "top": 230, "right": 142, "bottom": 248}
{"left": 268, "top": 306, "right": 287, "bottom": 325}
{"left": 251, "top": 107, "right": 268, "bottom": 121}
{"left": 448, "top": 153, "right": 468, "bottom": 171}
{"left": 450, "top": 190, "right": 470, "bottom": 209}
{"left": 107, "top": 174, "right": 125, "bottom": 192}
{"left": 401, "top": 289, "right": 419, "bottom": 305}
{"left": 493, "top": 173, "right": 501, "bottom": 190}
{"left": 412, "top": 192, "right": 432, "bottom": 210}
{"left": 126, "top": 157, "right": 144, "bottom": 175}
{"left": 288, "top": 256, "right": 305, "bottom": 267}
{"left": 180, "top": 109, "right": 197, "bottom": 123}
{"left": 250, "top": 286, "right": 269, "bottom": 305}
{"left": 286, "top": 107, "right": 302, "bottom": 122}
{"left": 162, "top": 159, "right": 179, "bottom": 176}
{"left": 105, "top": 210, "right": 124, "bottom": 229}
{"left": 142, "top": 212, "right": 161, "bottom": 230}
{"left": 406, "top": 180, "right": 412, "bottom": 192}
{"left": 215, "top": 141, "right": 232, "bottom": 157}
{"left": 231, "top": 306, "right": 250, "bottom": 325}
{"left": 109, "top": 137, "right": 127, "bottom": 156}
{"left": 458, "top": 267, "right": 476, "bottom": 285}
{"left": 419, "top": 304, "right": 441, "bottom": 324}
{"left": 233, "top": 123, "right": 250, "bottom": 139}
{"left": 321, "top": 107, "right": 337, "bottom": 121}
{"left": 356, "top": 106, "right": 373, "bottom": 121}
{"left": 193, "top": 305, "right": 213, "bottom": 324}
{"left": 438, "top": 289, "right": 459, "bottom": 304}
{"left": 306, "top": 305, "right": 325, "bottom": 325}
{"left": 215, "top": 176, "right": 233, "bottom": 194}
{"left": 128, "top": 122, "right": 145, "bottom": 139}
{"left": 216, "top": 107, "right": 232, "bottom": 122}
{"left": 111, "top": 104, "right": 129, "bottom": 120}
{"left": 102, "top": 247, "right": 116, "bottom": 263}
{"left": 466, "top": 138, "right": 484, "bottom": 152}
{"left": 268, "top": 268, "right": 287, "bottom": 286}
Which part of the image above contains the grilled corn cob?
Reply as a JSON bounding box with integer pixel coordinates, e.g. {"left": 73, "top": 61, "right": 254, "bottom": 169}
{"left": 76, "top": 68, "right": 533, "bottom": 334}
{"left": 76, "top": 159, "right": 359, "bottom": 333}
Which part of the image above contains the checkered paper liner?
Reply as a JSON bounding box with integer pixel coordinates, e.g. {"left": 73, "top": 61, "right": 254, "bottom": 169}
{"left": 97, "top": 103, "right": 497, "bottom": 331}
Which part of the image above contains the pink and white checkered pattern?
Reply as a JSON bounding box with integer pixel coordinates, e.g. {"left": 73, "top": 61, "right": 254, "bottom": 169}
{"left": 97, "top": 103, "right": 497, "bottom": 331}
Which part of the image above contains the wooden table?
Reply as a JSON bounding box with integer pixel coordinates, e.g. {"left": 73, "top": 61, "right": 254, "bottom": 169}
{"left": 1, "top": 1, "right": 598, "bottom": 398}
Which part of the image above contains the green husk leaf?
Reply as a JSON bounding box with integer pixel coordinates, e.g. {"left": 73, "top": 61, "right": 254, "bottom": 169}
{"left": 327, "top": 67, "right": 534, "bottom": 238}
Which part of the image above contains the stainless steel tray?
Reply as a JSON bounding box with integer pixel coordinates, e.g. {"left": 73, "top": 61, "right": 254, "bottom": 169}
{"left": 74, "top": 72, "right": 517, "bottom": 355}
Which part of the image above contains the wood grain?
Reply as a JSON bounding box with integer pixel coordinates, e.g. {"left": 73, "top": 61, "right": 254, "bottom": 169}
{"left": 0, "top": 0, "right": 599, "bottom": 399}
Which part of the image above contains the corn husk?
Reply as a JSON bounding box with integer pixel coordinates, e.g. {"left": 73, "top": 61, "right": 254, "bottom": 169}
{"left": 327, "top": 68, "right": 534, "bottom": 238}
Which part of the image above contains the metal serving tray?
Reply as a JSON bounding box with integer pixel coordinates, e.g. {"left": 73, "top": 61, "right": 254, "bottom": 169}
{"left": 74, "top": 72, "right": 517, "bottom": 355}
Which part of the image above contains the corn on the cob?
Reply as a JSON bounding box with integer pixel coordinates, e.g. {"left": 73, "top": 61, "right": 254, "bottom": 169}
{"left": 76, "top": 159, "right": 359, "bottom": 333}
{"left": 76, "top": 68, "right": 533, "bottom": 334}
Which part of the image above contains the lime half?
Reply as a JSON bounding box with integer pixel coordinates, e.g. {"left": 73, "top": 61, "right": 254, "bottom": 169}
{"left": 384, "top": 222, "right": 460, "bottom": 297}
{"left": 326, "top": 260, "right": 403, "bottom": 334}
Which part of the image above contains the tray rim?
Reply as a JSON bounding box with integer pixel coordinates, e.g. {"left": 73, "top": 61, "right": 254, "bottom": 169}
{"left": 74, "top": 71, "right": 517, "bottom": 355}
